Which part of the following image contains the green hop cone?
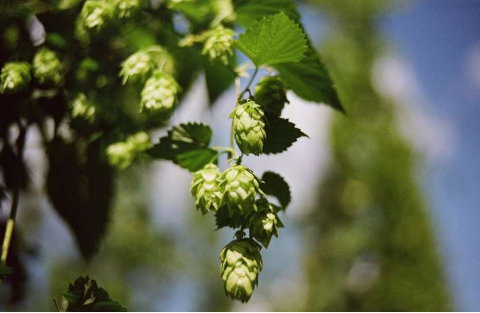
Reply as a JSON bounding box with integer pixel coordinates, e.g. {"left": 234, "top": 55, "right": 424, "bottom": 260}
{"left": 190, "top": 164, "right": 222, "bottom": 215}
{"left": 114, "top": 0, "right": 139, "bottom": 18}
{"left": 140, "top": 71, "right": 180, "bottom": 121}
{"left": 219, "top": 165, "right": 264, "bottom": 214}
{"left": 220, "top": 238, "right": 263, "bottom": 303}
{"left": 0, "top": 62, "right": 31, "bottom": 93}
{"left": 248, "top": 199, "right": 284, "bottom": 248}
{"left": 107, "top": 132, "right": 152, "bottom": 169}
{"left": 79, "top": 0, "right": 114, "bottom": 31}
{"left": 33, "top": 47, "right": 63, "bottom": 85}
{"left": 230, "top": 100, "right": 266, "bottom": 155}
{"left": 71, "top": 93, "right": 95, "bottom": 121}
{"left": 120, "top": 51, "right": 155, "bottom": 84}
{"left": 254, "top": 76, "right": 288, "bottom": 116}
{"left": 202, "top": 26, "right": 235, "bottom": 66}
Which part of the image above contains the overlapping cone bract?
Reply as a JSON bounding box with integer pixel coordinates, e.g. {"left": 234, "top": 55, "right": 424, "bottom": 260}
{"left": 114, "top": 0, "right": 139, "bottom": 18}
{"left": 254, "top": 76, "right": 288, "bottom": 116}
{"left": 202, "top": 26, "right": 235, "bottom": 66}
{"left": 190, "top": 164, "right": 222, "bottom": 214}
{"left": 140, "top": 71, "right": 179, "bottom": 120}
{"left": 219, "top": 165, "right": 263, "bottom": 214}
{"left": 120, "top": 51, "right": 155, "bottom": 84}
{"left": 230, "top": 100, "right": 266, "bottom": 155}
{"left": 33, "top": 47, "right": 63, "bottom": 85}
{"left": 220, "top": 238, "right": 263, "bottom": 303}
{"left": 71, "top": 93, "right": 95, "bottom": 121}
{"left": 0, "top": 62, "right": 31, "bottom": 93}
{"left": 248, "top": 199, "right": 284, "bottom": 248}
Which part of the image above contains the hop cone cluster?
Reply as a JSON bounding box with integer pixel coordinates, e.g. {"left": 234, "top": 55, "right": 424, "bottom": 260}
{"left": 79, "top": 0, "right": 114, "bottom": 31}
{"left": 248, "top": 199, "right": 284, "bottom": 248}
{"left": 120, "top": 51, "right": 155, "bottom": 84}
{"left": 33, "top": 47, "right": 63, "bottom": 85}
{"left": 202, "top": 26, "right": 235, "bottom": 66}
{"left": 0, "top": 62, "right": 31, "bottom": 93}
{"left": 230, "top": 100, "right": 266, "bottom": 155}
{"left": 114, "top": 0, "right": 139, "bottom": 18}
{"left": 71, "top": 93, "right": 95, "bottom": 121}
{"left": 220, "top": 238, "right": 263, "bottom": 303}
{"left": 190, "top": 164, "right": 222, "bottom": 214}
{"left": 254, "top": 76, "right": 288, "bottom": 116}
{"left": 218, "top": 165, "right": 264, "bottom": 214}
{"left": 140, "top": 71, "right": 180, "bottom": 121}
{"left": 106, "top": 132, "right": 152, "bottom": 169}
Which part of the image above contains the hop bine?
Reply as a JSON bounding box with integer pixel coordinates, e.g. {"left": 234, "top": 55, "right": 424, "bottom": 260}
{"left": 230, "top": 100, "right": 267, "bottom": 155}
{"left": 0, "top": 62, "right": 31, "bottom": 93}
{"left": 254, "top": 76, "right": 288, "bottom": 116}
{"left": 248, "top": 199, "right": 284, "bottom": 248}
{"left": 190, "top": 164, "right": 223, "bottom": 215}
{"left": 33, "top": 47, "right": 63, "bottom": 85}
{"left": 220, "top": 237, "right": 263, "bottom": 303}
{"left": 140, "top": 71, "right": 180, "bottom": 121}
{"left": 218, "top": 165, "right": 264, "bottom": 214}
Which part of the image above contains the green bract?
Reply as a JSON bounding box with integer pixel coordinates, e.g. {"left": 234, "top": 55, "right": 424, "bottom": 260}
{"left": 120, "top": 51, "right": 155, "bottom": 84}
{"left": 0, "top": 62, "right": 31, "bottom": 93}
{"left": 218, "top": 165, "right": 263, "bottom": 214}
{"left": 248, "top": 199, "right": 284, "bottom": 248}
{"left": 202, "top": 26, "right": 235, "bottom": 66}
{"left": 190, "top": 164, "right": 222, "bottom": 215}
{"left": 220, "top": 238, "right": 263, "bottom": 303}
{"left": 140, "top": 71, "right": 180, "bottom": 121}
{"left": 71, "top": 93, "right": 95, "bottom": 121}
{"left": 33, "top": 47, "right": 63, "bottom": 85}
{"left": 114, "top": 0, "right": 139, "bottom": 18}
{"left": 79, "top": 0, "right": 114, "bottom": 31}
{"left": 230, "top": 100, "right": 266, "bottom": 155}
{"left": 254, "top": 76, "right": 288, "bottom": 116}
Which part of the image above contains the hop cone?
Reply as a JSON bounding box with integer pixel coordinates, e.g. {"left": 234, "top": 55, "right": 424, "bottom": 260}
{"left": 220, "top": 238, "right": 263, "bottom": 303}
{"left": 219, "top": 165, "right": 263, "bottom": 214}
{"left": 254, "top": 76, "right": 288, "bottom": 116}
{"left": 120, "top": 51, "right": 155, "bottom": 84}
{"left": 202, "top": 26, "right": 235, "bottom": 66}
{"left": 127, "top": 131, "right": 152, "bottom": 153}
{"left": 230, "top": 100, "right": 266, "bottom": 155}
{"left": 107, "top": 132, "right": 151, "bottom": 169}
{"left": 0, "top": 62, "right": 31, "bottom": 93}
{"left": 190, "top": 164, "right": 222, "bottom": 215}
{"left": 140, "top": 71, "right": 180, "bottom": 121}
{"left": 71, "top": 93, "right": 95, "bottom": 121}
{"left": 33, "top": 47, "right": 63, "bottom": 85}
{"left": 248, "top": 199, "right": 284, "bottom": 248}
{"left": 79, "top": 0, "right": 114, "bottom": 30}
{"left": 114, "top": 0, "right": 139, "bottom": 18}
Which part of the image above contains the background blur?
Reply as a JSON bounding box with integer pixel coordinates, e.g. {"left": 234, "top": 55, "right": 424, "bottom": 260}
{"left": 1, "top": 0, "right": 479, "bottom": 311}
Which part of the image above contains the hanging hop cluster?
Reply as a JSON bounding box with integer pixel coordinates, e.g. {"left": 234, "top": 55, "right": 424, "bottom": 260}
{"left": 140, "top": 71, "right": 180, "bottom": 121}
{"left": 230, "top": 100, "right": 267, "bottom": 155}
{"left": 120, "top": 50, "right": 155, "bottom": 84}
{"left": 190, "top": 164, "right": 223, "bottom": 215}
{"left": 107, "top": 132, "right": 152, "bottom": 169}
{"left": 202, "top": 26, "right": 235, "bottom": 66}
{"left": 220, "top": 237, "right": 263, "bottom": 303}
{"left": 71, "top": 93, "right": 96, "bottom": 122}
{"left": 33, "top": 47, "right": 63, "bottom": 85}
{"left": 0, "top": 62, "right": 31, "bottom": 93}
{"left": 254, "top": 76, "right": 288, "bottom": 116}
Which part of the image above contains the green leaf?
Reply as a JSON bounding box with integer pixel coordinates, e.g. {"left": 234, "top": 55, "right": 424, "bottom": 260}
{"left": 261, "top": 171, "right": 291, "bottom": 208}
{"left": 202, "top": 57, "right": 235, "bottom": 105}
{"left": 275, "top": 48, "right": 344, "bottom": 112}
{"left": 235, "top": 12, "right": 307, "bottom": 67}
{"left": 59, "top": 276, "right": 127, "bottom": 312}
{"left": 263, "top": 115, "right": 308, "bottom": 154}
{"left": 233, "top": 0, "right": 300, "bottom": 27}
{"left": 148, "top": 123, "right": 217, "bottom": 172}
